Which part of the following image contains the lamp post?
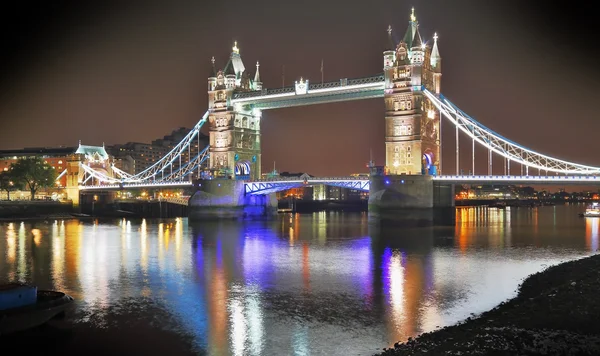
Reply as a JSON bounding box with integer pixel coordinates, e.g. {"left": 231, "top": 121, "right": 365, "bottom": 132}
{"left": 92, "top": 194, "right": 98, "bottom": 216}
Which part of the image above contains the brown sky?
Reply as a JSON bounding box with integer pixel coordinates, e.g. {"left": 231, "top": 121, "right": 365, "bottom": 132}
{"left": 0, "top": 1, "right": 598, "bottom": 177}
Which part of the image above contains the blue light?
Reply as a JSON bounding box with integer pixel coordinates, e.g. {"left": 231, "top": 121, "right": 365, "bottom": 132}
{"left": 385, "top": 179, "right": 390, "bottom": 185}
{"left": 401, "top": 180, "right": 404, "bottom": 184}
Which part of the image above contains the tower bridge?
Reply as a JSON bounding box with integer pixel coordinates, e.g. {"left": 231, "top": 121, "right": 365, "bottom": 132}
{"left": 76, "top": 8, "right": 600, "bottom": 225}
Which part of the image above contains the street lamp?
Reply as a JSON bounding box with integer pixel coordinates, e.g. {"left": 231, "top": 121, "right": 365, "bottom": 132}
{"left": 92, "top": 194, "right": 98, "bottom": 216}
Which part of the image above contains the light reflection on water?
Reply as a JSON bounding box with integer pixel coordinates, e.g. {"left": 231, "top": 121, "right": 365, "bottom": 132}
{"left": 0, "top": 205, "right": 597, "bottom": 355}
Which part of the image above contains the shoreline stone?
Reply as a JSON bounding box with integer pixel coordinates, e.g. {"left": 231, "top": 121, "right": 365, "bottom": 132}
{"left": 377, "top": 253, "right": 600, "bottom": 355}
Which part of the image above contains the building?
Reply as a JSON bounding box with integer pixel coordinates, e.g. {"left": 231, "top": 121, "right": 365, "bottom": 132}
{"left": 0, "top": 146, "right": 77, "bottom": 189}
{"left": 384, "top": 8, "right": 442, "bottom": 175}
{"left": 0, "top": 143, "right": 110, "bottom": 202}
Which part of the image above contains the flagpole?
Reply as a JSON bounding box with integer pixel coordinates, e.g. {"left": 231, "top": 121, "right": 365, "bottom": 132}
{"left": 282, "top": 64, "right": 285, "bottom": 88}
{"left": 320, "top": 59, "right": 324, "bottom": 84}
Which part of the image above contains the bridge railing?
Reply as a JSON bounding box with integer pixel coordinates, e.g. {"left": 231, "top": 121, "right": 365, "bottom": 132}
{"left": 247, "top": 176, "right": 370, "bottom": 183}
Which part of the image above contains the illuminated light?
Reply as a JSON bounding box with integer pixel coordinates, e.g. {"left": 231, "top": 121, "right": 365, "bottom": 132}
{"left": 401, "top": 180, "right": 405, "bottom": 184}
{"left": 427, "top": 109, "right": 435, "bottom": 119}
{"left": 393, "top": 161, "right": 399, "bottom": 167}
{"left": 421, "top": 43, "right": 426, "bottom": 50}
{"left": 385, "top": 179, "right": 390, "bottom": 185}
{"left": 232, "top": 41, "right": 239, "bottom": 54}
{"left": 410, "top": 6, "right": 416, "bottom": 22}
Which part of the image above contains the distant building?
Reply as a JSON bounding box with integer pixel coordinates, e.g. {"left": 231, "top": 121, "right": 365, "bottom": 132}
{"left": 0, "top": 146, "right": 77, "bottom": 188}
{"left": 0, "top": 143, "right": 110, "bottom": 202}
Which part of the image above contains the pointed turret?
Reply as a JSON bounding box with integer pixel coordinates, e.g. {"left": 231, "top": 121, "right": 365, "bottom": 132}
{"left": 430, "top": 33, "right": 441, "bottom": 68}
{"left": 254, "top": 61, "right": 261, "bottom": 83}
{"left": 211, "top": 56, "right": 217, "bottom": 76}
{"left": 411, "top": 27, "right": 422, "bottom": 49}
{"left": 253, "top": 61, "right": 262, "bottom": 91}
{"left": 383, "top": 25, "right": 396, "bottom": 69}
{"left": 208, "top": 56, "right": 217, "bottom": 91}
{"left": 386, "top": 25, "right": 395, "bottom": 51}
{"left": 402, "top": 7, "right": 419, "bottom": 48}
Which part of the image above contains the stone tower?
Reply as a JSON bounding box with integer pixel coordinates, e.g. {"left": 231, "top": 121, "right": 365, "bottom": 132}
{"left": 207, "top": 42, "right": 263, "bottom": 180}
{"left": 384, "top": 8, "right": 442, "bottom": 175}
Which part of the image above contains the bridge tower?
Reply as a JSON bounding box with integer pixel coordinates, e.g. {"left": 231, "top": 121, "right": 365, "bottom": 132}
{"left": 207, "top": 42, "right": 262, "bottom": 180}
{"left": 384, "top": 8, "right": 442, "bottom": 175}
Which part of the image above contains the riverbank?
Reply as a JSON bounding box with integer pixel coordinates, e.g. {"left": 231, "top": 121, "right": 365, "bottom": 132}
{"left": 379, "top": 253, "right": 600, "bottom": 355}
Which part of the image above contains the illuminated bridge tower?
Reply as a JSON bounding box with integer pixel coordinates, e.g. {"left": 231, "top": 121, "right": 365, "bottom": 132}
{"left": 190, "top": 42, "right": 275, "bottom": 220}
{"left": 384, "top": 8, "right": 442, "bottom": 175}
{"left": 207, "top": 42, "right": 262, "bottom": 180}
{"left": 371, "top": 8, "right": 453, "bottom": 226}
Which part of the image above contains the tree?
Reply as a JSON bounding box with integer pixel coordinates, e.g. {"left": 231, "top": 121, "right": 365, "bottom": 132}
{"left": 0, "top": 170, "right": 22, "bottom": 200}
{"left": 10, "top": 157, "right": 57, "bottom": 200}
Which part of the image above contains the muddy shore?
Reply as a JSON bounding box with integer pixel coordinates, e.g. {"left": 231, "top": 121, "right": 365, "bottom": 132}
{"left": 378, "top": 253, "right": 600, "bottom": 355}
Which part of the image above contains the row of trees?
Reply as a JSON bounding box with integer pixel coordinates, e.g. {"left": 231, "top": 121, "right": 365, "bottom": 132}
{"left": 0, "top": 157, "right": 57, "bottom": 201}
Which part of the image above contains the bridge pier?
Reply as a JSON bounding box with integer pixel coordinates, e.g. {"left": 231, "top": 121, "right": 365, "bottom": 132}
{"left": 368, "top": 174, "right": 455, "bottom": 227}
{"left": 188, "top": 179, "right": 277, "bottom": 220}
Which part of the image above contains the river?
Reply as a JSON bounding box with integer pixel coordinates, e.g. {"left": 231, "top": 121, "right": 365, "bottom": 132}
{"left": 0, "top": 204, "right": 597, "bottom": 355}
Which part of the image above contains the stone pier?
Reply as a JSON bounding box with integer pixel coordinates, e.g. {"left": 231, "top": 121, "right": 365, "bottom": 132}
{"left": 368, "top": 174, "right": 455, "bottom": 227}
{"left": 188, "top": 179, "right": 277, "bottom": 220}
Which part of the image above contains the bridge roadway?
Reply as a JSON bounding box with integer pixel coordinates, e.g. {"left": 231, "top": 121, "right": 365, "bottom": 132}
{"left": 79, "top": 175, "right": 600, "bottom": 194}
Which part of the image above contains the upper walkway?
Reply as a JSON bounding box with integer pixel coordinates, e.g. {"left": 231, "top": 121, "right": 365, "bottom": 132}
{"left": 231, "top": 75, "right": 385, "bottom": 110}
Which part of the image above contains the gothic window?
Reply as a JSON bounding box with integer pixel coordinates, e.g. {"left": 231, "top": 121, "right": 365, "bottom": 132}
{"left": 242, "top": 117, "right": 248, "bottom": 128}
{"left": 250, "top": 120, "right": 255, "bottom": 129}
{"left": 394, "top": 101, "right": 400, "bottom": 111}
{"left": 407, "top": 125, "right": 413, "bottom": 135}
{"left": 237, "top": 134, "right": 244, "bottom": 148}
{"left": 234, "top": 117, "right": 241, "bottom": 127}
{"left": 394, "top": 146, "right": 399, "bottom": 153}
{"left": 217, "top": 92, "right": 223, "bottom": 100}
{"left": 406, "top": 100, "right": 412, "bottom": 110}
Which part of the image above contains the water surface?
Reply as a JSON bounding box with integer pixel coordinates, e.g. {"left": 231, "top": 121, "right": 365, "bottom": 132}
{"left": 0, "top": 205, "right": 597, "bottom": 355}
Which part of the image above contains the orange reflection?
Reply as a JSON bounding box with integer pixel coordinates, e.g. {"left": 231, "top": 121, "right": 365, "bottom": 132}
{"left": 302, "top": 242, "right": 310, "bottom": 292}
{"left": 208, "top": 260, "right": 228, "bottom": 355}
{"left": 6, "top": 222, "right": 16, "bottom": 263}
{"left": 585, "top": 217, "right": 599, "bottom": 252}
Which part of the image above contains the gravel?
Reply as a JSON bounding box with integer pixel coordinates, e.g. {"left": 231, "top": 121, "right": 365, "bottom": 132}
{"left": 378, "top": 254, "right": 600, "bottom": 355}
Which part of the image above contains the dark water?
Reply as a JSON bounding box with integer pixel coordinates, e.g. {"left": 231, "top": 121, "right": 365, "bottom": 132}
{"left": 0, "top": 205, "right": 597, "bottom": 355}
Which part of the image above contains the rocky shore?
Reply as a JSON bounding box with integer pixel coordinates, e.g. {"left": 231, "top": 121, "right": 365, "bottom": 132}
{"left": 379, "top": 253, "right": 600, "bottom": 355}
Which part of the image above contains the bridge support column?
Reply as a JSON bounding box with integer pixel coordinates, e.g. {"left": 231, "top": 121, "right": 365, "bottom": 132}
{"left": 368, "top": 175, "right": 455, "bottom": 227}
{"left": 188, "top": 179, "right": 277, "bottom": 220}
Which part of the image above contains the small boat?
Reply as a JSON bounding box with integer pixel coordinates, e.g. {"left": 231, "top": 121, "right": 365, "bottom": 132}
{"left": 0, "top": 284, "right": 74, "bottom": 335}
{"left": 580, "top": 202, "right": 600, "bottom": 217}
{"left": 490, "top": 201, "right": 507, "bottom": 209}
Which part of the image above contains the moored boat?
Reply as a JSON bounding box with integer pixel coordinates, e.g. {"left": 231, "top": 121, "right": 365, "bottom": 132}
{"left": 580, "top": 202, "right": 600, "bottom": 217}
{"left": 0, "top": 284, "right": 74, "bottom": 335}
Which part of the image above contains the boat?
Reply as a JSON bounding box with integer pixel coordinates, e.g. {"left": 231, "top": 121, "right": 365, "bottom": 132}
{"left": 580, "top": 202, "right": 600, "bottom": 217}
{"left": 490, "top": 200, "right": 507, "bottom": 209}
{"left": 0, "top": 284, "right": 74, "bottom": 335}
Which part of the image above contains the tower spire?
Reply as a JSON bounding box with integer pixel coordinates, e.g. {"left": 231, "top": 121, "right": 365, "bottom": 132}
{"left": 232, "top": 41, "right": 239, "bottom": 54}
{"left": 254, "top": 61, "right": 261, "bottom": 83}
{"left": 402, "top": 7, "right": 419, "bottom": 48}
{"left": 386, "top": 25, "right": 395, "bottom": 50}
{"left": 431, "top": 32, "right": 441, "bottom": 69}
{"left": 211, "top": 56, "right": 217, "bottom": 76}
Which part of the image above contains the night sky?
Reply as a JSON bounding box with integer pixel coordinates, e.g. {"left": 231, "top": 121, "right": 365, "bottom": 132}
{"left": 0, "top": 1, "right": 598, "bottom": 176}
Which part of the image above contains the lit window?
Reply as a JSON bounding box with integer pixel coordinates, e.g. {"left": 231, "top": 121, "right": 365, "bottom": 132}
{"left": 58, "top": 160, "right": 63, "bottom": 164}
